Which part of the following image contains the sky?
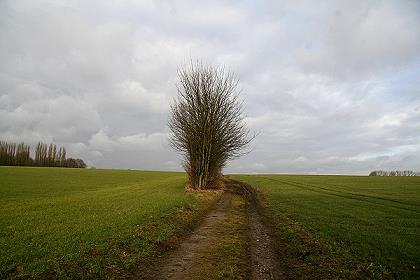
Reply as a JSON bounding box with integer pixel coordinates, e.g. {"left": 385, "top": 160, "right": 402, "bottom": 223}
{"left": 1, "top": 0, "right": 419, "bottom": 174}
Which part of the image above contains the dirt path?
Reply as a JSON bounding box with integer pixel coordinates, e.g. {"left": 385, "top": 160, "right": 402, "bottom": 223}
{"left": 229, "top": 179, "right": 283, "bottom": 280}
{"left": 125, "top": 180, "right": 282, "bottom": 280}
{"left": 154, "top": 193, "right": 233, "bottom": 279}
{"left": 248, "top": 199, "right": 283, "bottom": 280}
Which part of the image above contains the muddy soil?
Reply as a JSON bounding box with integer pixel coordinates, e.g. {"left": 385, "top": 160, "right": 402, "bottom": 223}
{"left": 229, "top": 179, "right": 283, "bottom": 280}
{"left": 248, "top": 199, "right": 283, "bottom": 280}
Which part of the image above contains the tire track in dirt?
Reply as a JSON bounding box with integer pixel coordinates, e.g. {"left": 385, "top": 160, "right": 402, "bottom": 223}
{"left": 228, "top": 179, "right": 283, "bottom": 280}
{"left": 248, "top": 202, "right": 283, "bottom": 280}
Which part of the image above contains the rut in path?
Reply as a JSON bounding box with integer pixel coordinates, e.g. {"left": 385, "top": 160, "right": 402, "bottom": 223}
{"left": 247, "top": 191, "right": 283, "bottom": 279}
{"left": 127, "top": 180, "right": 283, "bottom": 280}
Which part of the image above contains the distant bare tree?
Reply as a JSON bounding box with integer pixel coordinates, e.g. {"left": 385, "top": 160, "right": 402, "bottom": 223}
{"left": 169, "top": 61, "right": 253, "bottom": 190}
{"left": 37, "top": 142, "right": 48, "bottom": 166}
{"left": 15, "top": 142, "right": 30, "bottom": 166}
{"left": 58, "top": 147, "right": 66, "bottom": 167}
{"left": 35, "top": 142, "right": 41, "bottom": 165}
{"left": 47, "top": 144, "right": 53, "bottom": 166}
{"left": 1, "top": 140, "right": 86, "bottom": 168}
{"left": 369, "top": 170, "right": 420, "bottom": 176}
{"left": 0, "top": 141, "right": 16, "bottom": 166}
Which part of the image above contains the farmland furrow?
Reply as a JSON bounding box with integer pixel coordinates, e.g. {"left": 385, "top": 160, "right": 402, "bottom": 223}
{"left": 261, "top": 176, "right": 420, "bottom": 214}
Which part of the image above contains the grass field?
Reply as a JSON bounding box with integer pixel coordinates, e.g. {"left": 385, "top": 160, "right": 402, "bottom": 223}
{"left": 233, "top": 174, "right": 420, "bottom": 279}
{"left": 2, "top": 167, "right": 419, "bottom": 279}
{"left": 0, "top": 167, "right": 219, "bottom": 279}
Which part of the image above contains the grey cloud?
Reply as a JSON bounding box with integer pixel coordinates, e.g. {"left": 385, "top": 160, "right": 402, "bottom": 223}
{"left": 327, "top": 1, "right": 420, "bottom": 74}
{"left": 0, "top": 0, "right": 419, "bottom": 174}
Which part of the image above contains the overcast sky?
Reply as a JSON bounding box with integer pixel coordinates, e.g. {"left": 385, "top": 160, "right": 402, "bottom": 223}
{"left": 1, "top": 0, "right": 419, "bottom": 174}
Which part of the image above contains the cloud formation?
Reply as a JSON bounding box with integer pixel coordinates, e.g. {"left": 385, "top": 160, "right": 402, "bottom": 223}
{"left": 1, "top": 0, "right": 419, "bottom": 174}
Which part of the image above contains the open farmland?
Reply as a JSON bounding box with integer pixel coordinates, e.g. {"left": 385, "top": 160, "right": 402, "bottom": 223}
{"left": 232, "top": 174, "right": 420, "bottom": 279}
{"left": 2, "top": 168, "right": 419, "bottom": 279}
{"left": 0, "top": 167, "right": 219, "bottom": 279}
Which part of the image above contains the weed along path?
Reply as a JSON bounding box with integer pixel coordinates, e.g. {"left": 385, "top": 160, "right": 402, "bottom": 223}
{"left": 125, "top": 180, "right": 282, "bottom": 280}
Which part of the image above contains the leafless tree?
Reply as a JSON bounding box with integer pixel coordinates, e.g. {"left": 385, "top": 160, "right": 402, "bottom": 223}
{"left": 1, "top": 140, "right": 85, "bottom": 168}
{"left": 58, "top": 147, "right": 66, "bottom": 167}
{"left": 35, "top": 142, "right": 48, "bottom": 166}
{"left": 369, "top": 170, "right": 420, "bottom": 176}
{"left": 169, "top": 61, "right": 253, "bottom": 190}
{"left": 15, "top": 142, "right": 30, "bottom": 166}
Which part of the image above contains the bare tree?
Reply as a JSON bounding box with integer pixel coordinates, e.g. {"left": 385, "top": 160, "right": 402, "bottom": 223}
{"left": 369, "top": 170, "right": 420, "bottom": 176}
{"left": 169, "top": 62, "right": 253, "bottom": 190}
{"left": 35, "top": 142, "right": 41, "bottom": 165}
{"left": 58, "top": 147, "right": 66, "bottom": 167}
{"left": 15, "top": 142, "right": 30, "bottom": 166}
{"left": 0, "top": 140, "right": 86, "bottom": 168}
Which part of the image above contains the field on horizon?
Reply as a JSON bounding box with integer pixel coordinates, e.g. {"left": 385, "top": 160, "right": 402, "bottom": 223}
{"left": 0, "top": 167, "right": 219, "bottom": 279}
{"left": 233, "top": 174, "right": 420, "bottom": 279}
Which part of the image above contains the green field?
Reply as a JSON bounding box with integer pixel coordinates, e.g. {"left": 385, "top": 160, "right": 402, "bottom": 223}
{"left": 2, "top": 168, "right": 419, "bottom": 279}
{"left": 0, "top": 167, "right": 218, "bottom": 279}
{"left": 233, "top": 174, "right": 420, "bottom": 279}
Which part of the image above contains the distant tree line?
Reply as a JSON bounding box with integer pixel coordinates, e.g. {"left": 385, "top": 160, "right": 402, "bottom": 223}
{"left": 369, "top": 170, "right": 420, "bottom": 176}
{"left": 0, "top": 140, "right": 86, "bottom": 168}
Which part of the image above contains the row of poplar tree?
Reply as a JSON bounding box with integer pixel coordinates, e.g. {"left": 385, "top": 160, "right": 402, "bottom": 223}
{"left": 0, "top": 140, "right": 86, "bottom": 168}
{"left": 369, "top": 170, "right": 420, "bottom": 176}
